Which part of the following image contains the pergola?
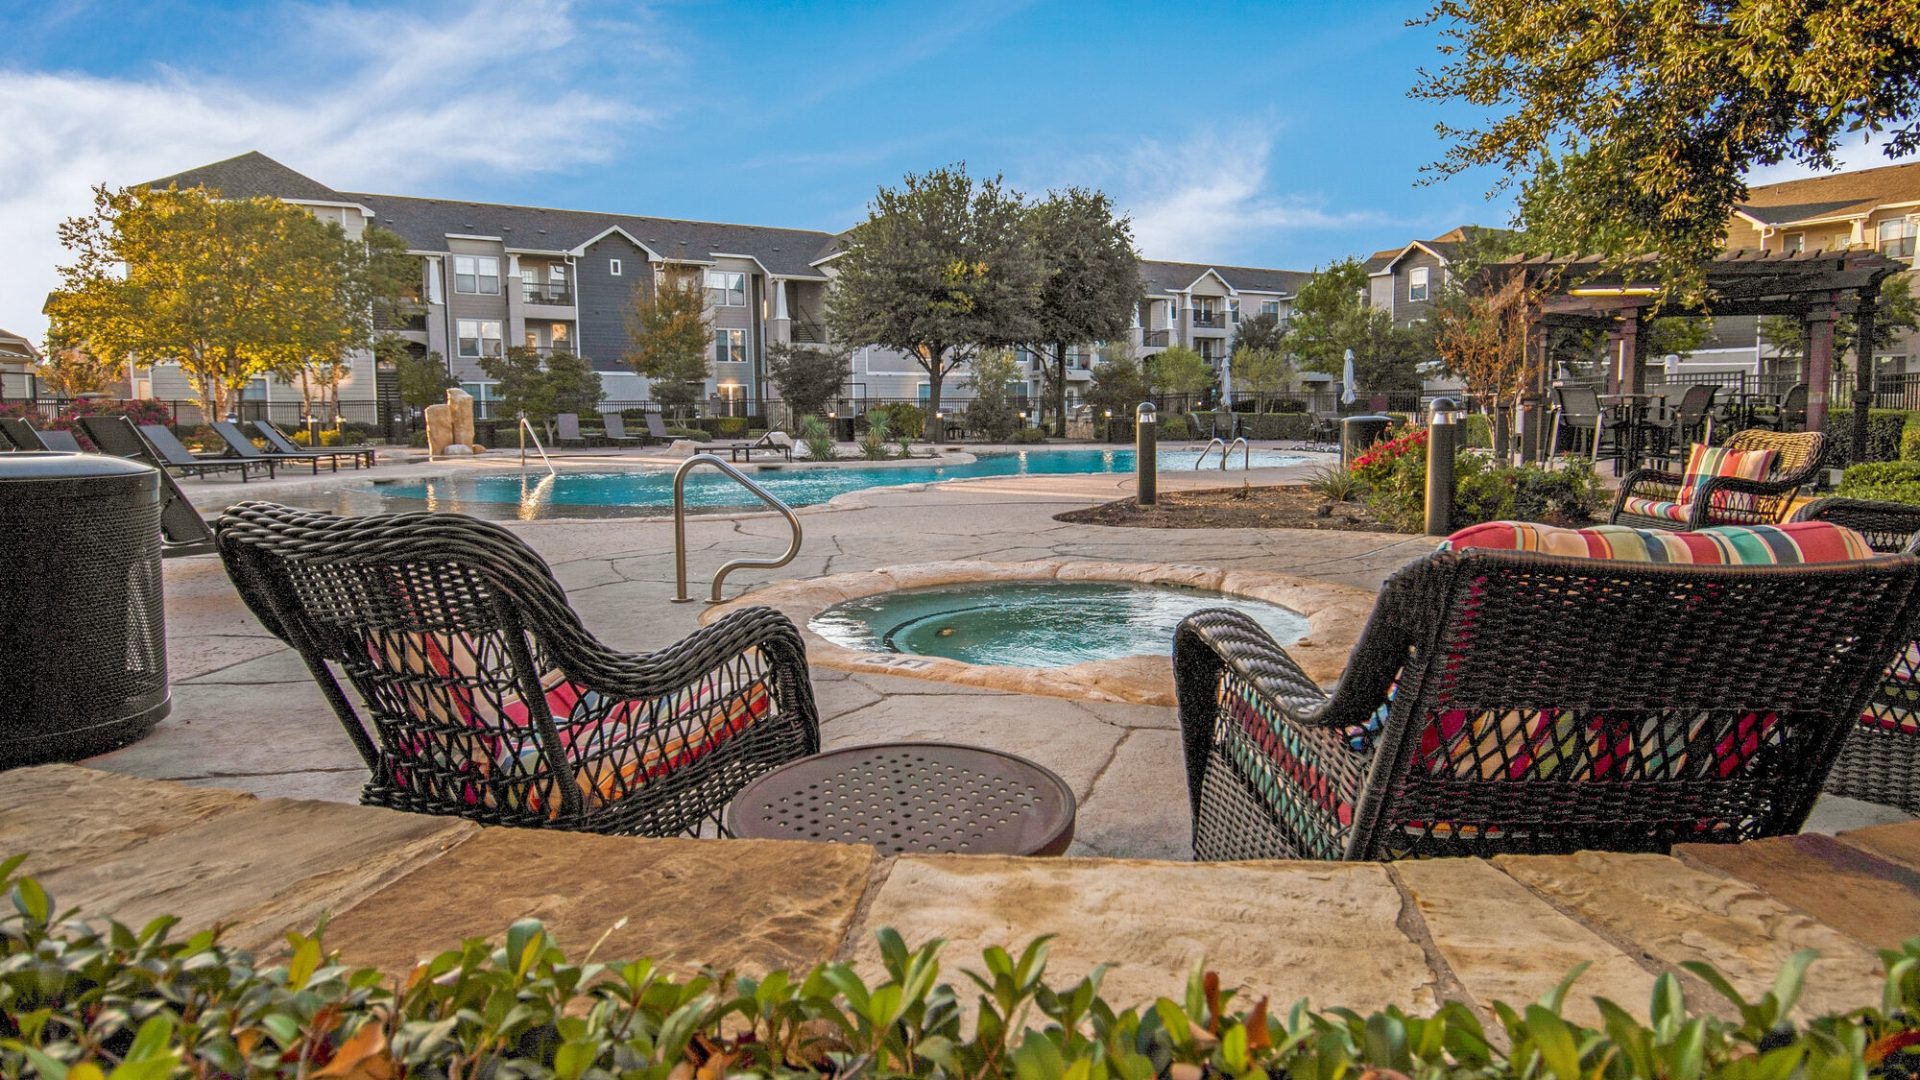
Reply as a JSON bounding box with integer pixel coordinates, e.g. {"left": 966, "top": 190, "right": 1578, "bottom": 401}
{"left": 1483, "top": 249, "right": 1908, "bottom": 463}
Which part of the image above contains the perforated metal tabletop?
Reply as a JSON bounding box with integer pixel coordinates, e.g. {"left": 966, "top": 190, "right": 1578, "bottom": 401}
{"left": 725, "top": 742, "right": 1077, "bottom": 856}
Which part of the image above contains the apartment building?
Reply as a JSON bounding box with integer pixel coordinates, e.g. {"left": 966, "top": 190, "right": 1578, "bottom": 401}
{"left": 136, "top": 152, "right": 1313, "bottom": 419}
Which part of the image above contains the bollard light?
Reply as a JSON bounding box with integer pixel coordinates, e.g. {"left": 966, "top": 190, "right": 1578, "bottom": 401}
{"left": 1135, "top": 401, "right": 1158, "bottom": 506}
{"left": 1425, "top": 397, "right": 1461, "bottom": 537}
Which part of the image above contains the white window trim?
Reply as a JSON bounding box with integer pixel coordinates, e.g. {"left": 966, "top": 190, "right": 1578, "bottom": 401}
{"left": 706, "top": 270, "right": 747, "bottom": 306}
{"left": 456, "top": 318, "right": 504, "bottom": 359}
{"left": 609, "top": 258, "right": 623, "bottom": 276}
{"left": 1408, "top": 266, "right": 1430, "bottom": 302}
{"left": 453, "top": 255, "right": 501, "bottom": 296}
{"left": 715, "top": 328, "right": 749, "bottom": 364}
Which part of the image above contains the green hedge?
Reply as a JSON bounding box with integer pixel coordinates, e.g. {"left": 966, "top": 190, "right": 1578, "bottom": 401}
{"left": 1820, "top": 409, "right": 1915, "bottom": 469}
{"left": 1837, "top": 459, "right": 1920, "bottom": 505}
{"left": 3, "top": 858, "right": 1917, "bottom": 1080}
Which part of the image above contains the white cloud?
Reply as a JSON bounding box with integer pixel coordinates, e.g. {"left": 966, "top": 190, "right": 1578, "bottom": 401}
{"left": 1077, "top": 128, "right": 1379, "bottom": 265}
{"left": 0, "top": 0, "right": 653, "bottom": 343}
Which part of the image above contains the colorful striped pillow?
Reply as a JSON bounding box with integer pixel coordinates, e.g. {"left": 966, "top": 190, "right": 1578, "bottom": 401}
{"left": 1441, "top": 520, "right": 1875, "bottom": 564}
{"left": 1677, "top": 442, "right": 1776, "bottom": 504}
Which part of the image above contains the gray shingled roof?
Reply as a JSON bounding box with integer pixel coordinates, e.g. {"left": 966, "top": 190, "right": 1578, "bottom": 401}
{"left": 1138, "top": 260, "right": 1311, "bottom": 296}
{"left": 1734, "top": 199, "right": 1875, "bottom": 226}
{"left": 144, "top": 151, "right": 353, "bottom": 204}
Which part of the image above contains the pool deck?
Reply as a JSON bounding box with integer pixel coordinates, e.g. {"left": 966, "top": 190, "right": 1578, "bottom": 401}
{"left": 109, "top": 441, "right": 1908, "bottom": 862}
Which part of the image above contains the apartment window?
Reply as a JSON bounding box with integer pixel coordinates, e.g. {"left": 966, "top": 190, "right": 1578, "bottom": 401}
{"left": 456, "top": 318, "right": 503, "bottom": 358}
{"left": 453, "top": 255, "right": 500, "bottom": 295}
{"left": 705, "top": 270, "right": 747, "bottom": 306}
{"left": 609, "top": 258, "right": 622, "bottom": 276}
{"left": 1260, "top": 301, "right": 1280, "bottom": 317}
{"left": 1878, "top": 218, "right": 1917, "bottom": 259}
{"left": 458, "top": 383, "right": 496, "bottom": 419}
{"left": 1408, "top": 266, "right": 1430, "bottom": 302}
{"left": 715, "top": 328, "right": 747, "bottom": 364}
{"left": 1782, "top": 232, "right": 1805, "bottom": 255}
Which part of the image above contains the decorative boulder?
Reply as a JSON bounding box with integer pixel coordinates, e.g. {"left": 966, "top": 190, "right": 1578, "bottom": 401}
{"left": 424, "top": 403, "right": 453, "bottom": 455}
{"left": 445, "top": 388, "right": 477, "bottom": 447}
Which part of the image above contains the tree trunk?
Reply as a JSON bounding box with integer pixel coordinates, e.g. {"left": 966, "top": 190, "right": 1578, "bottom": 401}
{"left": 1053, "top": 341, "right": 1069, "bottom": 437}
{"left": 922, "top": 345, "right": 945, "bottom": 424}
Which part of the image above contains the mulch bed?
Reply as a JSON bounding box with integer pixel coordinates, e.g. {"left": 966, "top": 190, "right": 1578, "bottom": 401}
{"left": 1055, "top": 484, "right": 1410, "bottom": 532}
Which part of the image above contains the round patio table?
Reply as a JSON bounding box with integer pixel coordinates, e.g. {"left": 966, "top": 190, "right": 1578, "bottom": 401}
{"left": 725, "top": 742, "right": 1077, "bottom": 856}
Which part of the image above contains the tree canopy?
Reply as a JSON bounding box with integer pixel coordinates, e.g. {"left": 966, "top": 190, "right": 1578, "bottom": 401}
{"left": 766, "top": 340, "right": 849, "bottom": 421}
{"left": 827, "top": 165, "right": 1043, "bottom": 419}
{"left": 1147, "top": 346, "right": 1216, "bottom": 402}
{"left": 1233, "top": 312, "right": 1286, "bottom": 354}
{"left": 624, "top": 273, "right": 712, "bottom": 419}
{"left": 1415, "top": 0, "right": 1920, "bottom": 301}
{"left": 1024, "top": 187, "right": 1141, "bottom": 435}
{"left": 962, "top": 349, "right": 1025, "bottom": 441}
{"left": 45, "top": 184, "right": 415, "bottom": 417}
{"left": 478, "top": 345, "right": 603, "bottom": 437}
{"left": 1283, "top": 259, "right": 1426, "bottom": 392}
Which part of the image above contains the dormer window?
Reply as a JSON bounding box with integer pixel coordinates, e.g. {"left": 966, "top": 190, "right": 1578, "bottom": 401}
{"left": 1409, "top": 266, "right": 1430, "bottom": 302}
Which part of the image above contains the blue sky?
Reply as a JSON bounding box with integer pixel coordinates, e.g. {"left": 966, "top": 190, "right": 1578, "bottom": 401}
{"left": 0, "top": 0, "right": 1881, "bottom": 341}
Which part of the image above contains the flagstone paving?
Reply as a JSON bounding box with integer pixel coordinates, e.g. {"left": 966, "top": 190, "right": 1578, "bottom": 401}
{"left": 7, "top": 765, "right": 1915, "bottom": 1025}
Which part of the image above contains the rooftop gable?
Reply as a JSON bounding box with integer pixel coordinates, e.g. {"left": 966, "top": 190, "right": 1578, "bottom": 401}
{"left": 144, "top": 151, "right": 352, "bottom": 205}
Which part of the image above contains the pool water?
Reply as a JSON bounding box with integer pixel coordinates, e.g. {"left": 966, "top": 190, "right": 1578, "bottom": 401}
{"left": 809, "top": 580, "right": 1310, "bottom": 668}
{"left": 369, "top": 447, "right": 1305, "bottom": 518}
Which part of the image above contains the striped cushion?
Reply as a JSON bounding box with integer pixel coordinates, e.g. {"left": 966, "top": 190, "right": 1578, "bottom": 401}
{"left": 1442, "top": 520, "right": 1875, "bottom": 564}
{"left": 1678, "top": 442, "right": 1775, "bottom": 504}
{"left": 1617, "top": 496, "right": 1693, "bottom": 523}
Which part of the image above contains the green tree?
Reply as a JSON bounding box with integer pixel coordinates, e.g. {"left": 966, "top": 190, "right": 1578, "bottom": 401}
{"left": 1234, "top": 312, "right": 1286, "bottom": 354}
{"left": 1760, "top": 274, "right": 1919, "bottom": 370}
{"left": 1147, "top": 346, "right": 1216, "bottom": 405}
{"left": 34, "top": 346, "right": 118, "bottom": 397}
{"left": 624, "top": 273, "right": 712, "bottom": 420}
{"left": 765, "top": 340, "right": 849, "bottom": 421}
{"left": 45, "top": 184, "right": 414, "bottom": 418}
{"left": 1024, "top": 188, "right": 1142, "bottom": 435}
{"left": 1232, "top": 346, "right": 1295, "bottom": 398}
{"left": 1284, "top": 259, "right": 1426, "bottom": 391}
{"left": 827, "top": 165, "right": 1042, "bottom": 420}
{"left": 963, "top": 349, "right": 1024, "bottom": 441}
{"left": 381, "top": 338, "right": 455, "bottom": 413}
{"left": 1415, "top": 0, "right": 1920, "bottom": 301}
{"left": 478, "top": 346, "right": 603, "bottom": 437}
{"left": 1086, "top": 341, "right": 1153, "bottom": 420}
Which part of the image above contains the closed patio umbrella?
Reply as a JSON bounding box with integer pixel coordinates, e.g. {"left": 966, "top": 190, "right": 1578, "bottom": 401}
{"left": 1341, "top": 349, "right": 1358, "bottom": 406}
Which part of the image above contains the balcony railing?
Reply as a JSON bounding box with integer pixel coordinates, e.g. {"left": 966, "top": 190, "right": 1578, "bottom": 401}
{"left": 791, "top": 321, "right": 828, "bottom": 345}
{"left": 521, "top": 281, "right": 575, "bottom": 306}
{"left": 1192, "top": 312, "right": 1226, "bottom": 329}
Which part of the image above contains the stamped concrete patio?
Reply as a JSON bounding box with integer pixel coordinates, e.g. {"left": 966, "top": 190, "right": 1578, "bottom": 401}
{"left": 87, "top": 446, "right": 1911, "bottom": 860}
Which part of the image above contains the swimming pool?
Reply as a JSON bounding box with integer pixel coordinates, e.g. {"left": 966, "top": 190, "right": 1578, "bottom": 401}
{"left": 809, "top": 580, "right": 1310, "bottom": 668}
{"left": 359, "top": 448, "right": 1306, "bottom": 519}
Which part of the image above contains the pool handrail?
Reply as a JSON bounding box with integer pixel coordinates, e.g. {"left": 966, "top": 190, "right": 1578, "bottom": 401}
{"left": 672, "top": 453, "right": 804, "bottom": 603}
{"left": 1194, "top": 437, "right": 1251, "bottom": 471}
{"left": 518, "top": 413, "right": 556, "bottom": 475}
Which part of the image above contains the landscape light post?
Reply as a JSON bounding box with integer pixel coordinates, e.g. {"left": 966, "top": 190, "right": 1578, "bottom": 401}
{"left": 1426, "top": 397, "right": 1463, "bottom": 537}
{"left": 1136, "top": 401, "right": 1157, "bottom": 506}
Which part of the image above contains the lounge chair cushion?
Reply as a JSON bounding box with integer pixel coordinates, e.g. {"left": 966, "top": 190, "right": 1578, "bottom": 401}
{"left": 370, "top": 631, "right": 772, "bottom": 816}
{"left": 1441, "top": 520, "right": 1874, "bottom": 564}
{"left": 1677, "top": 442, "right": 1776, "bottom": 505}
{"left": 1615, "top": 496, "right": 1695, "bottom": 522}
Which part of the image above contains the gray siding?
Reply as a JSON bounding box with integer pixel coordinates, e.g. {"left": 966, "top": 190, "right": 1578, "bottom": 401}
{"left": 577, "top": 235, "right": 649, "bottom": 373}
{"left": 1393, "top": 250, "right": 1447, "bottom": 326}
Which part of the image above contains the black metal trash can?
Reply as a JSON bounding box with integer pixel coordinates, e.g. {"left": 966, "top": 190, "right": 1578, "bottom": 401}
{"left": 0, "top": 453, "right": 169, "bottom": 765}
{"left": 1340, "top": 415, "right": 1394, "bottom": 467}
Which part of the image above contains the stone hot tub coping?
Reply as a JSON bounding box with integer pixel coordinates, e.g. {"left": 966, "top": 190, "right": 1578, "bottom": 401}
{"left": 703, "top": 558, "right": 1378, "bottom": 706}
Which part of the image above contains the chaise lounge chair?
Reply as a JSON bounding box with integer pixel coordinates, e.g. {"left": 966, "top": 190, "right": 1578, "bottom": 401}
{"left": 75, "top": 416, "right": 267, "bottom": 481}
{"left": 554, "top": 413, "right": 589, "bottom": 447}
{"left": 0, "top": 417, "right": 84, "bottom": 453}
{"left": 600, "top": 413, "right": 648, "bottom": 445}
{"left": 255, "top": 421, "right": 373, "bottom": 468}
{"left": 645, "top": 413, "right": 673, "bottom": 441}
{"left": 695, "top": 430, "right": 793, "bottom": 462}
{"left": 215, "top": 501, "right": 822, "bottom": 836}
{"left": 209, "top": 421, "right": 330, "bottom": 474}
{"left": 1791, "top": 497, "right": 1920, "bottom": 814}
{"left": 1174, "top": 521, "right": 1920, "bottom": 862}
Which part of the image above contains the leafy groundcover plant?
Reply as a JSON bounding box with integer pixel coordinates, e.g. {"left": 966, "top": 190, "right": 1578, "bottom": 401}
{"left": 1, "top": 857, "right": 1917, "bottom": 1079}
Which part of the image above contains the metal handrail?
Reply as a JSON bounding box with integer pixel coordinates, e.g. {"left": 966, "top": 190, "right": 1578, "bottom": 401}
{"left": 672, "top": 453, "right": 803, "bottom": 604}
{"left": 517, "top": 413, "right": 555, "bottom": 475}
{"left": 1194, "top": 437, "right": 1226, "bottom": 468}
{"left": 1223, "top": 436, "right": 1250, "bottom": 470}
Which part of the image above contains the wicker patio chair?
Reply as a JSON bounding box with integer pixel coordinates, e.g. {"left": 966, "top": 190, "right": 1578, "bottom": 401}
{"left": 1791, "top": 497, "right": 1920, "bottom": 813}
{"left": 1173, "top": 546, "right": 1920, "bottom": 862}
{"left": 1610, "top": 428, "right": 1825, "bottom": 531}
{"left": 215, "top": 501, "right": 821, "bottom": 836}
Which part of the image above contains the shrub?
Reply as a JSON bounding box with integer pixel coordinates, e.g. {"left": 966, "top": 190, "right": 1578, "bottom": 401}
{"left": 1, "top": 858, "right": 1917, "bottom": 1080}
{"left": 290, "top": 427, "right": 369, "bottom": 447}
{"left": 1303, "top": 463, "right": 1363, "bottom": 502}
{"left": 1157, "top": 414, "right": 1191, "bottom": 440}
{"left": 859, "top": 410, "right": 893, "bottom": 460}
{"left": 798, "top": 414, "right": 836, "bottom": 462}
{"left": 1461, "top": 412, "right": 1493, "bottom": 449}
{"left": 875, "top": 402, "right": 925, "bottom": 441}
{"left": 1903, "top": 424, "right": 1920, "bottom": 462}
{"left": 1821, "top": 408, "right": 1913, "bottom": 468}
{"left": 1008, "top": 426, "right": 1049, "bottom": 444}
{"left": 1837, "top": 459, "right": 1920, "bottom": 505}
{"left": 1353, "top": 426, "right": 1601, "bottom": 531}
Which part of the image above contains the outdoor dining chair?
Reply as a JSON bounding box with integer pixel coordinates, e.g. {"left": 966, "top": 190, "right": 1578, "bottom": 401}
{"left": 1753, "top": 384, "right": 1810, "bottom": 432}
{"left": 1547, "top": 385, "right": 1606, "bottom": 460}
{"left": 215, "top": 501, "right": 821, "bottom": 836}
{"left": 1791, "top": 497, "right": 1920, "bottom": 814}
{"left": 1174, "top": 521, "right": 1920, "bottom": 862}
{"left": 1662, "top": 384, "right": 1719, "bottom": 452}
{"left": 1610, "top": 428, "right": 1825, "bottom": 531}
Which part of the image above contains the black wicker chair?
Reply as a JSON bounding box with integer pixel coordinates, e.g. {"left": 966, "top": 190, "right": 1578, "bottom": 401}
{"left": 1791, "top": 497, "right": 1920, "bottom": 813}
{"left": 1611, "top": 428, "right": 1825, "bottom": 531}
{"left": 216, "top": 502, "right": 821, "bottom": 836}
{"left": 1174, "top": 547, "right": 1920, "bottom": 862}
